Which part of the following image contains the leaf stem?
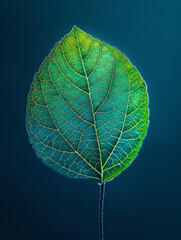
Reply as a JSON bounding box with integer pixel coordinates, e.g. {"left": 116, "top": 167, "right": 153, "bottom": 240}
{"left": 99, "top": 182, "right": 105, "bottom": 240}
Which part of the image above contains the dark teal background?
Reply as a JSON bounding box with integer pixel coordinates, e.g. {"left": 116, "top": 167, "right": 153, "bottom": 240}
{"left": 1, "top": 0, "right": 180, "bottom": 239}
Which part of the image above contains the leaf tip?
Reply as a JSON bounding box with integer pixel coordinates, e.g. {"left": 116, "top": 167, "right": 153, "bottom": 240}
{"left": 72, "top": 25, "right": 79, "bottom": 31}
{"left": 72, "top": 25, "right": 85, "bottom": 35}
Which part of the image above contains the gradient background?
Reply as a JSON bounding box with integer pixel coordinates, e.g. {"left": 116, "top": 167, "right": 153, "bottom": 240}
{"left": 1, "top": 0, "right": 181, "bottom": 239}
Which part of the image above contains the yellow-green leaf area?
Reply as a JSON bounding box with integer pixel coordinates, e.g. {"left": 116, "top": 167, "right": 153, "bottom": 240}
{"left": 26, "top": 26, "right": 149, "bottom": 183}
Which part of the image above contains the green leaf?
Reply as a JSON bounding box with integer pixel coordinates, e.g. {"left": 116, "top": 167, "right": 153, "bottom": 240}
{"left": 26, "top": 26, "right": 149, "bottom": 183}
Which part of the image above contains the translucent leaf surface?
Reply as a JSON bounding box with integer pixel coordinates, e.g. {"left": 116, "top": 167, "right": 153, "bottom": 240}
{"left": 26, "top": 26, "right": 149, "bottom": 183}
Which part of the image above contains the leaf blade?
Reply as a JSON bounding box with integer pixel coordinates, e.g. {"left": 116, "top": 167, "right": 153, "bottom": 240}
{"left": 26, "top": 26, "right": 149, "bottom": 183}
